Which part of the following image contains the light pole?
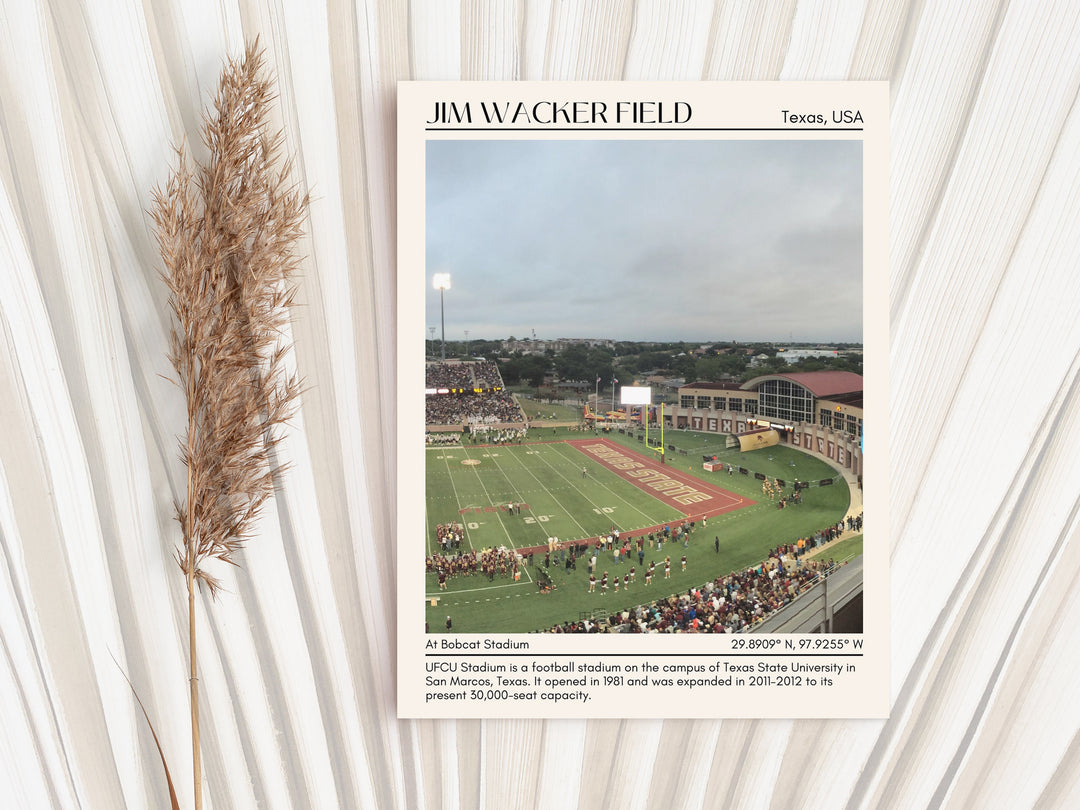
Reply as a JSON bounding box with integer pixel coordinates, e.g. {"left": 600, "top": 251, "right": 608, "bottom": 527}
{"left": 428, "top": 326, "right": 435, "bottom": 358}
{"left": 432, "top": 273, "right": 451, "bottom": 360}
{"left": 464, "top": 329, "right": 470, "bottom": 359}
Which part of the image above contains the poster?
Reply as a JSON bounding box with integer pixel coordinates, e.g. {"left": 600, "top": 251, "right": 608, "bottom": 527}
{"left": 398, "top": 81, "right": 888, "bottom": 718}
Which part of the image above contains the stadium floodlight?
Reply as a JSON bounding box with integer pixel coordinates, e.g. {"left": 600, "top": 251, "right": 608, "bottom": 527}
{"left": 432, "top": 274, "right": 451, "bottom": 360}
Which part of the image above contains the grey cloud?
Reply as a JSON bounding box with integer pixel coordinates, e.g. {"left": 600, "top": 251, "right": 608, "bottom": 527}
{"left": 425, "top": 139, "right": 862, "bottom": 342}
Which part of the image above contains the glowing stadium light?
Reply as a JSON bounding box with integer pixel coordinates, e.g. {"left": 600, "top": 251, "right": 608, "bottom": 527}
{"left": 432, "top": 273, "right": 451, "bottom": 291}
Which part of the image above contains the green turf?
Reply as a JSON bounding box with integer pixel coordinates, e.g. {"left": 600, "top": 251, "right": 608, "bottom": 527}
{"left": 515, "top": 396, "right": 584, "bottom": 422}
{"left": 426, "top": 427, "right": 851, "bottom": 633}
{"left": 811, "top": 534, "right": 863, "bottom": 563}
{"left": 426, "top": 442, "right": 684, "bottom": 557}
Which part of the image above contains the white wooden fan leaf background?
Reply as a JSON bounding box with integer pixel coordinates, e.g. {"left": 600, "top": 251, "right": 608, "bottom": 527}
{"left": 1, "top": 1, "right": 1078, "bottom": 808}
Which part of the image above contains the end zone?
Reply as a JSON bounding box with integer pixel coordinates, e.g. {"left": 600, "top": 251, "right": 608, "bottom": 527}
{"left": 566, "top": 437, "right": 754, "bottom": 518}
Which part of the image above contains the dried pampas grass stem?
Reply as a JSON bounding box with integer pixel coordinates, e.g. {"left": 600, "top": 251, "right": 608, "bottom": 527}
{"left": 151, "top": 40, "right": 306, "bottom": 810}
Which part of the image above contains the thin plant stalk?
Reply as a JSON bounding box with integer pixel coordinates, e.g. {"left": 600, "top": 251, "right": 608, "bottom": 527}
{"left": 187, "top": 363, "right": 200, "bottom": 810}
{"left": 152, "top": 40, "right": 306, "bottom": 810}
{"left": 187, "top": 506, "right": 200, "bottom": 810}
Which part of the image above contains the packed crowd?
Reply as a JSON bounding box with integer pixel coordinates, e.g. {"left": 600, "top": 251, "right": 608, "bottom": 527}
{"left": 426, "top": 361, "right": 525, "bottom": 425}
{"left": 545, "top": 557, "right": 838, "bottom": 633}
{"left": 471, "top": 360, "right": 502, "bottom": 388}
{"left": 425, "top": 392, "right": 525, "bottom": 425}
{"left": 426, "top": 362, "right": 473, "bottom": 388}
{"left": 425, "top": 360, "right": 504, "bottom": 390}
{"left": 541, "top": 517, "right": 854, "bottom": 634}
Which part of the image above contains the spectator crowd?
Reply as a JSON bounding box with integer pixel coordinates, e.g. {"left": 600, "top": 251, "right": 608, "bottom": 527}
{"left": 541, "top": 518, "right": 855, "bottom": 634}
{"left": 425, "top": 361, "right": 525, "bottom": 426}
{"left": 544, "top": 558, "right": 838, "bottom": 634}
{"left": 426, "top": 362, "right": 472, "bottom": 388}
{"left": 426, "top": 391, "right": 525, "bottom": 425}
{"left": 425, "top": 360, "right": 503, "bottom": 390}
{"left": 471, "top": 360, "right": 502, "bottom": 388}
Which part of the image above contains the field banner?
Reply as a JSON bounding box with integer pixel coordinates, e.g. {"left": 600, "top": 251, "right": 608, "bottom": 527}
{"left": 397, "top": 81, "right": 889, "bottom": 719}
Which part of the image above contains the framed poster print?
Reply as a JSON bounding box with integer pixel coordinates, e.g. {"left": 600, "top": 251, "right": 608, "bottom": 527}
{"left": 398, "top": 81, "right": 888, "bottom": 719}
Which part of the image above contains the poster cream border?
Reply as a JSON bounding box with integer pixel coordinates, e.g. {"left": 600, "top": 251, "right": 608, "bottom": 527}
{"left": 397, "top": 80, "right": 889, "bottom": 719}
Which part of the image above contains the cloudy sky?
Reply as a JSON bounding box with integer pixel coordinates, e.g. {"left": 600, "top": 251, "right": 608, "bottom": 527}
{"left": 426, "top": 139, "right": 862, "bottom": 343}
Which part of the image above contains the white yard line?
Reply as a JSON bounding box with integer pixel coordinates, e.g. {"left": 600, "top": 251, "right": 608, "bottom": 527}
{"left": 460, "top": 446, "right": 519, "bottom": 552}
{"left": 426, "top": 579, "right": 531, "bottom": 597}
{"left": 425, "top": 502, "right": 432, "bottom": 555}
{"left": 529, "top": 443, "right": 672, "bottom": 537}
{"left": 593, "top": 438, "right": 747, "bottom": 511}
{"left": 440, "top": 450, "right": 477, "bottom": 551}
{"left": 486, "top": 450, "right": 552, "bottom": 551}
{"left": 549, "top": 442, "right": 662, "bottom": 526}
{"left": 473, "top": 459, "right": 539, "bottom": 579}
{"left": 500, "top": 447, "right": 593, "bottom": 540}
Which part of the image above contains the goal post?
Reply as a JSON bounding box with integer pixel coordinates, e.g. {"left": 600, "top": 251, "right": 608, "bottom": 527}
{"left": 623, "top": 387, "right": 665, "bottom": 463}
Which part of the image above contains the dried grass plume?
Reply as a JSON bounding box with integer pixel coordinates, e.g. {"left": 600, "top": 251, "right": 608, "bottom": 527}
{"left": 150, "top": 40, "right": 306, "bottom": 810}
{"left": 152, "top": 40, "right": 307, "bottom": 596}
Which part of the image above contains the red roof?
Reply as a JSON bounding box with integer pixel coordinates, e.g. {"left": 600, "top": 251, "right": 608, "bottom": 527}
{"left": 741, "top": 371, "right": 862, "bottom": 398}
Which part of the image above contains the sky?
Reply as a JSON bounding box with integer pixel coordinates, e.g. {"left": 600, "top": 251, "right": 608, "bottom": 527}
{"left": 426, "top": 139, "right": 862, "bottom": 344}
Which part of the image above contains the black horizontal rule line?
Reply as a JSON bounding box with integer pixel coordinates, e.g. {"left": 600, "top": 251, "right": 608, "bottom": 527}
{"left": 425, "top": 126, "right": 864, "bottom": 131}
{"left": 425, "top": 653, "right": 864, "bottom": 657}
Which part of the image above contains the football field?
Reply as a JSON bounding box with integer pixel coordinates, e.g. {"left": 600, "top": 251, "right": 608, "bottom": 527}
{"left": 427, "top": 439, "right": 748, "bottom": 555}
{"left": 425, "top": 428, "right": 851, "bottom": 632}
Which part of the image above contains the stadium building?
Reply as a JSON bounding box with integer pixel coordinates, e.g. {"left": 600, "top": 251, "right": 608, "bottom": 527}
{"left": 669, "top": 370, "right": 864, "bottom": 479}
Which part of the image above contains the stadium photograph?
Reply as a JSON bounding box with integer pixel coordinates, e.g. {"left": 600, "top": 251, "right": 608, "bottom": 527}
{"left": 423, "top": 139, "right": 865, "bottom": 635}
